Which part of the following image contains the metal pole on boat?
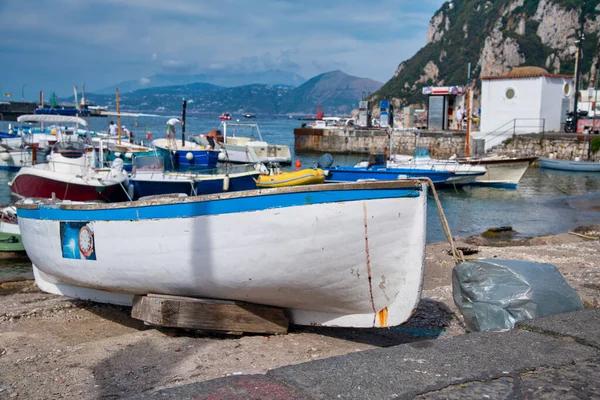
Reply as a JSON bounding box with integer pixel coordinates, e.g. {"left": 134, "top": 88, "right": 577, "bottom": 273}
{"left": 181, "top": 98, "right": 187, "bottom": 147}
{"left": 116, "top": 88, "right": 121, "bottom": 145}
{"left": 465, "top": 63, "right": 472, "bottom": 157}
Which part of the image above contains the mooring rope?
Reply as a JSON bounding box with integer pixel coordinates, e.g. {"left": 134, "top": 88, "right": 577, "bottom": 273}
{"left": 417, "top": 177, "right": 465, "bottom": 264}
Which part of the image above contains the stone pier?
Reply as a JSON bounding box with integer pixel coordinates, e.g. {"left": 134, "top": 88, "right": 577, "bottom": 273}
{"left": 294, "top": 127, "right": 600, "bottom": 161}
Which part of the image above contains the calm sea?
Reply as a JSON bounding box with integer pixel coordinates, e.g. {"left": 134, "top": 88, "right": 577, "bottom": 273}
{"left": 2, "top": 113, "right": 600, "bottom": 256}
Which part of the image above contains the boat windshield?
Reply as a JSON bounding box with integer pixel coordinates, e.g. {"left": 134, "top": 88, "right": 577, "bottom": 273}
{"left": 133, "top": 156, "right": 164, "bottom": 172}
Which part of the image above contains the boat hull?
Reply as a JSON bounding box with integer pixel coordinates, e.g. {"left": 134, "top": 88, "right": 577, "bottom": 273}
{"left": 0, "top": 231, "right": 25, "bottom": 253}
{"left": 153, "top": 140, "right": 220, "bottom": 169}
{"left": 256, "top": 169, "right": 326, "bottom": 188}
{"left": 325, "top": 166, "right": 456, "bottom": 184}
{"left": 131, "top": 172, "right": 259, "bottom": 198}
{"left": 10, "top": 169, "right": 129, "bottom": 202}
{"left": 539, "top": 158, "right": 600, "bottom": 172}
{"left": 466, "top": 159, "right": 534, "bottom": 187}
{"left": 17, "top": 181, "right": 427, "bottom": 328}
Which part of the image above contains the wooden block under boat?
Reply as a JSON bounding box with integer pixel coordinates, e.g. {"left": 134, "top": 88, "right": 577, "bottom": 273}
{"left": 131, "top": 293, "right": 289, "bottom": 335}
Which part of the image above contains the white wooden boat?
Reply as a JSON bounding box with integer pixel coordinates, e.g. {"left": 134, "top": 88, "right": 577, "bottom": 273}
{"left": 459, "top": 156, "right": 537, "bottom": 188}
{"left": 539, "top": 157, "right": 600, "bottom": 172}
{"left": 17, "top": 180, "right": 428, "bottom": 328}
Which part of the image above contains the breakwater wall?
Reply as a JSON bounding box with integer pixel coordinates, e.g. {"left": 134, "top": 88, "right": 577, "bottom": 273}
{"left": 294, "top": 128, "right": 600, "bottom": 161}
{"left": 294, "top": 128, "right": 465, "bottom": 158}
{"left": 492, "top": 134, "right": 600, "bottom": 162}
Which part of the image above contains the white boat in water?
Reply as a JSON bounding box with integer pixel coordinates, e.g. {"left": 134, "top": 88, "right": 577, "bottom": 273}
{"left": 17, "top": 180, "right": 428, "bottom": 328}
{"left": 197, "top": 122, "right": 292, "bottom": 165}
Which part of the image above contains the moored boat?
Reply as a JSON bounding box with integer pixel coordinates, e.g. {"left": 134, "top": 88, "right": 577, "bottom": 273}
{"left": 539, "top": 157, "right": 600, "bottom": 172}
{"left": 325, "top": 154, "right": 485, "bottom": 185}
{"left": 17, "top": 180, "right": 428, "bottom": 328}
{"left": 197, "top": 122, "right": 292, "bottom": 165}
{"left": 129, "top": 156, "right": 259, "bottom": 199}
{"left": 9, "top": 115, "right": 130, "bottom": 202}
{"left": 459, "top": 156, "right": 537, "bottom": 187}
{"left": 0, "top": 206, "right": 26, "bottom": 258}
{"left": 255, "top": 168, "right": 327, "bottom": 188}
{"left": 218, "top": 112, "right": 232, "bottom": 121}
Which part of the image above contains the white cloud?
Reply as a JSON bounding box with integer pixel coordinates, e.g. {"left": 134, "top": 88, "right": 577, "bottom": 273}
{"left": 152, "top": 53, "right": 157, "bottom": 60}
{"left": 139, "top": 77, "right": 151, "bottom": 85}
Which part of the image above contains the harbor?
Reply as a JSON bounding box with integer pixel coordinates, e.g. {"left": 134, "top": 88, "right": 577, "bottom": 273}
{"left": 2, "top": 0, "right": 600, "bottom": 397}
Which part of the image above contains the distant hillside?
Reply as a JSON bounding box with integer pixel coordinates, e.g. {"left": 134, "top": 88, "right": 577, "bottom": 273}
{"left": 279, "top": 70, "right": 383, "bottom": 115}
{"left": 374, "top": 0, "right": 600, "bottom": 107}
{"left": 70, "top": 71, "right": 382, "bottom": 115}
{"left": 95, "top": 70, "right": 307, "bottom": 94}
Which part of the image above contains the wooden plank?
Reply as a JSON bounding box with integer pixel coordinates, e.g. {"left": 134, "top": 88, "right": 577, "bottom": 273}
{"left": 131, "top": 294, "right": 288, "bottom": 335}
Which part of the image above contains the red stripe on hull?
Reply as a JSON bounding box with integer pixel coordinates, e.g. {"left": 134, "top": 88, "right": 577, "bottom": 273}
{"left": 11, "top": 174, "right": 128, "bottom": 202}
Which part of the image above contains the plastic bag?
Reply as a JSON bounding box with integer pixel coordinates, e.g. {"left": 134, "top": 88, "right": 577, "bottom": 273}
{"left": 452, "top": 259, "right": 584, "bottom": 332}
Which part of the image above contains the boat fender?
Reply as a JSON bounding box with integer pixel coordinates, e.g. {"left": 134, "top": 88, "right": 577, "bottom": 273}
{"left": 0, "top": 152, "right": 10, "bottom": 162}
{"left": 222, "top": 175, "right": 230, "bottom": 191}
{"left": 218, "top": 152, "right": 226, "bottom": 161}
{"left": 114, "top": 152, "right": 121, "bottom": 158}
{"left": 186, "top": 152, "right": 194, "bottom": 161}
{"left": 127, "top": 183, "right": 135, "bottom": 200}
{"left": 125, "top": 152, "right": 133, "bottom": 159}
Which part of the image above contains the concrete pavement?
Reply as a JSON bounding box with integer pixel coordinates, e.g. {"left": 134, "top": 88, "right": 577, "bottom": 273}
{"left": 132, "top": 309, "right": 600, "bottom": 399}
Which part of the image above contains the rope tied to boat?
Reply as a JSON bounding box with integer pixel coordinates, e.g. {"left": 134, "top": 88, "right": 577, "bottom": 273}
{"left": 418, "top": 177, "right": 464, "bottom": 264}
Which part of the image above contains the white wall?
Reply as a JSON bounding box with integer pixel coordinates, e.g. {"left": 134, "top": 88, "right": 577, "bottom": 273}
{"left": 541, "top": 77, "right": 574, "bottom": 131}
{"left": 478, "top": 77, "right": 543, "bottom": 150}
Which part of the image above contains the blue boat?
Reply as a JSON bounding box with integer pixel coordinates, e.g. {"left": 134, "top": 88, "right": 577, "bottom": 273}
{"left": 152, "top": 140, "right": 220, "bottom": 170}
{"left": 323, "top": 154, "right": 477, "bottom": 184}
{"left": 539, "top": 157, "right": 600, "bottom": 172}
{"left": 129, "top": 156, "right": 259, "bottom": 199}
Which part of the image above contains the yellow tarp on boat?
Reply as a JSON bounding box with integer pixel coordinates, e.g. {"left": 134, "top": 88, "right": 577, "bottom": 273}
{"left": 255, "top": 169, "right": 326, "bottom": 188}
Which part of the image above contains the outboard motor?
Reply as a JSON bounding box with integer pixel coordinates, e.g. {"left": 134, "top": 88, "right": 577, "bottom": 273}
{"left": 317, "top": 153, "right": 334, "bottom": 169}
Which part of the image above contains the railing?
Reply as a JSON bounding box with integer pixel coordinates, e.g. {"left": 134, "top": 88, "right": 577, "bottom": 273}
{"left": 481, "top": 118, "right": 546, "bottom": 143}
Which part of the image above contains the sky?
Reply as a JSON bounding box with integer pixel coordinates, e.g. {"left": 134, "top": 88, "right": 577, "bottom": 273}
{"left": 0, "top": 0, "right": 445, "bottom": 100}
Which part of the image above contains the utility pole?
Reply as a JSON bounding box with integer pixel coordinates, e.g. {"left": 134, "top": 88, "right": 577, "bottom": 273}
{"left": 572, "top": 6, "right": 585, "bottom": 130}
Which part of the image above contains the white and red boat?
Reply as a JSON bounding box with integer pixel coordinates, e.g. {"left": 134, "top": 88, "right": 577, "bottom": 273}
{"left": 9, "top": 115, "right": 130, "bottom": 202}
{"left": 218, "top": 112, "right": 232, "bottom": 121}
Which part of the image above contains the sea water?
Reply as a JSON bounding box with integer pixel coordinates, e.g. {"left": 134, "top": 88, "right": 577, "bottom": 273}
{"left": 2, "top": 114, "right": 600, "bottom": 245}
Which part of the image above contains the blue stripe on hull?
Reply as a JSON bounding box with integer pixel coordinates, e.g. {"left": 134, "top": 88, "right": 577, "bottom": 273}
{"left": 325, "top": 167, "right": 454, "bottom": 184}
{"left": 18, "top": 187, "right": 422, "bottom": 221}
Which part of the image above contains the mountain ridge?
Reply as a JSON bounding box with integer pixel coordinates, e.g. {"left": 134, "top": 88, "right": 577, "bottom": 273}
{"left": 71, "top": 70, "right": 383, "bottom": 115}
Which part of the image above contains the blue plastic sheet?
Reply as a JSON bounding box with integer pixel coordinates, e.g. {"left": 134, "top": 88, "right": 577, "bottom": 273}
{"left": 452, "top": 259, "right": 584, "bottom": 332}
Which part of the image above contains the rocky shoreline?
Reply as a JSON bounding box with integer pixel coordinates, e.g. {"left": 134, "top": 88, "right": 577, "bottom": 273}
{"left": 0, "top": 229, "right": 598, "bottom": 399}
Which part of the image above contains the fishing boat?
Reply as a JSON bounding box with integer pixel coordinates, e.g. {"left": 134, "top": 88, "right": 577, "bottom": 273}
{"left": 0, "top": 206, "right": 26, "bottom": 258}
{"left": 539, "top": 157, "right": 600, "bottom": 172}
{"left": 197, "top": 122, "right": 292, "bottom": 165}
{"left": 129, "top": 156, "right": 259, "bottom": 199}
{"left": 153, "top": 101, "right": 220, "bottom": 170}
{"left": 458, "top": 155, "right": 537, "bottom": 187}
{"left": 17, "top": 179, "right": 428, "bottom": 328}
{"left": 255, "top": 166, "right": 327, "bottom": 188}
{"left": 9, "top": 115, "right": 130, "bottom": 202}
{"left": 219, "top": 112, "right": 232, "bottom": 121}
{"left": 243, "top": 113, "right": 256, "bottom": 119}
{"left": 325, "top": 154, "right": 485, "bottom": 185}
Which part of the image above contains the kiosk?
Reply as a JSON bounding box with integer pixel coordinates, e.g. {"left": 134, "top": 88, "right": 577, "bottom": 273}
{"left": 422, "top": 86, "right": 465, "bottom": 130}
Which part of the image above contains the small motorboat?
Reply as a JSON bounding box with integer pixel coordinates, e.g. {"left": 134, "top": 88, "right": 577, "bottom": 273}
{"left": 129, "top": 156, "right": 260, "bottom": 199}
{"left": 9, "top": 115, "right": 130, "bottom": 202}
{"left": 255, "top": 165, "right": 327, "bottom": 188}
{"left": 0, "top": 206, "right": 27, "bottom": 258}
{"left": 218, "top": 112, "right": 232, "bottom": 121}
{"left": 243, "top": 114, "right": 256, "bottom": 119}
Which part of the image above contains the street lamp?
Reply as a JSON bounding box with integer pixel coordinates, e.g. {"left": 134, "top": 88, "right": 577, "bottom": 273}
{"left": 21, "top": 84, "right": 27, "bottom": 101}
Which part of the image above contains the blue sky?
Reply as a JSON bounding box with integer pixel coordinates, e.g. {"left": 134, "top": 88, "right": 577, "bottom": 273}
{"left": 0, "top": 0, "right": 444, "bottom": 99}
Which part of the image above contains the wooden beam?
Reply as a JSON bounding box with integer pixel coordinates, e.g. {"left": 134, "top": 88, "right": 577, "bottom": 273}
{"left": 131, "top": 294, "right": 288, "bottom": 335}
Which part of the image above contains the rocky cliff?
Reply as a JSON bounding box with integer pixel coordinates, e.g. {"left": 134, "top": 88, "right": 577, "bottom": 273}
{"left": 375, "top": 0, "right": 600, "bottom": 107}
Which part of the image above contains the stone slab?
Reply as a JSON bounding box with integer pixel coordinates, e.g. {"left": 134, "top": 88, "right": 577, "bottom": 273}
{"left": 268, "top": 330, "right": 598, "bottom": 400}
{"left": 131, "top": 375, "right": 313, "bottom": 400}
{"left": 516, "top": 309, "right": 600, "bottom": 349}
